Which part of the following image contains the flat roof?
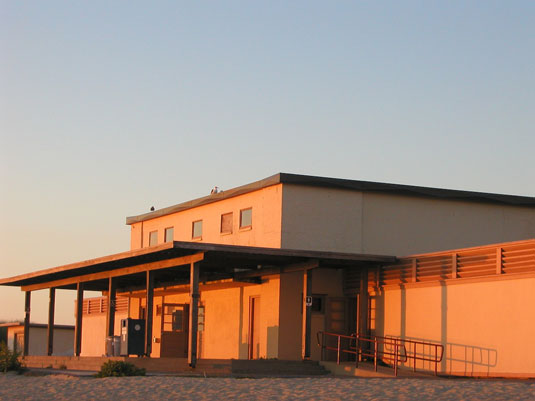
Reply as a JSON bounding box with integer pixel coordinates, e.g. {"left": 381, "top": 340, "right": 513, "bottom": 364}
{"left": 126, "top": 172, "right": 535, "bottom": 224}
{"left": 0, "top": 241, "right": 395, "bottom": 291}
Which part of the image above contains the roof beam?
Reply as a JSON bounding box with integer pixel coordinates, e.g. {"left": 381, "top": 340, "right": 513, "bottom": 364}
{"left": 21, "top": 253, "right": 204, "bottom": 292}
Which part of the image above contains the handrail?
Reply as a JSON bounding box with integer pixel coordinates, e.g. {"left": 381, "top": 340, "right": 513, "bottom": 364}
{"left": 316, "top": 331, "right": 444, "bottom": 376}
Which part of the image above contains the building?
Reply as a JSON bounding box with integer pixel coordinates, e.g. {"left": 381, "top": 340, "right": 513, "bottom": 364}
{"left": 1, "top": 173, "right": 534, "bottom": 376}
{"left": 0, "top": 322, "right": 74, "bottom": 356}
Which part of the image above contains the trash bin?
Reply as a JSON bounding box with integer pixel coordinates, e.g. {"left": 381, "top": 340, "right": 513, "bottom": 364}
{"left": 106, "top": 335, "right": 122, "bottom": 356}
{"left": 106, "top": 336, "right": 114, "bottom": 356}
{"left": 113, "top": 336, "right": 121, "bottom": 356}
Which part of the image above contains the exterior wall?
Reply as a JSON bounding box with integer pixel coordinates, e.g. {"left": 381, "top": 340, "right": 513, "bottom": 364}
{"left": 130, "top": 184, "right": 283, "bottom": 250}
{"left": 280, "top": 184, "right": 535, "bottom": 255}
{"left": 361, "top": 193, "right": 535, "bottom": 255}
{"left": 7, "top": 326, "right": 74, "bottom": 356}
{"left": 374, "top": 276, "right": 535, "bottom": 377}
{"left": 281, "top": 185, "right": 364, "bottom": 252}
{"left": 147, "top": 275, "right": 280, "bottom": 360}
{"left": 278, "top": 268, "right": 346, "bottom": 361}
{"left": 80, "top": 312, "right": 127, "bottom": 357}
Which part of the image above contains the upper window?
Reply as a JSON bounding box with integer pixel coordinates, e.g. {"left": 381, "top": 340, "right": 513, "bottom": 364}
{"left": 220, "top": 212, "right": 233, "bottom": 234}
{"left": 149, "top": 231, "right": 158, "bottom": 246}
{"left": 192, "top": 220, "right": 203, "bottom": 239}
{"left": 240, "top": 208, "right": 252, "bottom": 229}
{"left": 164, "top": 227, "right": 174, "bottom": 243}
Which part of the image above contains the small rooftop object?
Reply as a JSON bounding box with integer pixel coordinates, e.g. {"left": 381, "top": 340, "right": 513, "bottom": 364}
{"left": 210, "top": 186, "right": 222, "bottom": 195}
{"left": 150, "top": 206, "right": 155, "bottom": 211}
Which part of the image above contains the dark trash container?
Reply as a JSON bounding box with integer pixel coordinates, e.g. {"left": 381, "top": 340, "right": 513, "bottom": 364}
{"left": 120, "top": 318, "right": 145, "bottom": 356}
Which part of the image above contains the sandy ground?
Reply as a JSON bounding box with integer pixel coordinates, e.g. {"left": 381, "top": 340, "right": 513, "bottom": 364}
{"left": 1, "top": 373, "right": 534, "bottom": 401}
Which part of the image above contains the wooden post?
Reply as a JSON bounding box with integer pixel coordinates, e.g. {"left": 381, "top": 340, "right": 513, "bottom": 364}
{"left": 145, "top": 271, "right": 154, "bottom": 357}
{"left": 358, "top": 269, "right": 369, "bottom": 338}
{"left": 47, "top": 288, "right": 56, "bottom": 356}
{"left": 301, "top": 269, "right": 312, "bottom": 359}
{"left": 412, "top": 259, "right": 417, "bottom": 283}
{"left": 451, "top": 253, "right": 457, "bottom": 279}
{"left": 74, "top": 283, "right": 84, "bottom": 356}
{"left": 188, "top": 261, "right": 200, "bottom": 367}
{"left": 23, "top": 291, "right": 31, "bottom": 356}
{"left": 106, "top": 278, "right": 117, "bottom": 337}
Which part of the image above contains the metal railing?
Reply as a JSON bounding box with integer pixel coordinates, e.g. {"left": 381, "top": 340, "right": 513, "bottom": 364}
{"left": 316, "top": 331, "right": 444, "bottom": 376}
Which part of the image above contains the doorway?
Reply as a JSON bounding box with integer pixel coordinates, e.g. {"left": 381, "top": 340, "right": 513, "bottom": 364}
{"left": 160, "top": 303, "right": 189, "bottom": 358}
{"left": 248, "top": 296, "right": 261, "bottom": 359}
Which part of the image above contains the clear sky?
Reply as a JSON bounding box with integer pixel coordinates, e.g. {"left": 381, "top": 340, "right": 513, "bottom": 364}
{"left": 1, "top": 1, "right": 534, "bottom": 324}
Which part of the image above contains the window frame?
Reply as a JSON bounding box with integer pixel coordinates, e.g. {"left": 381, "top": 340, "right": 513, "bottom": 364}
{"left": 239, "top": 207, "right": 252, "bottom": 229}
{"left": 192, "top": 220, "right": 203, "bottom": 240}
{"left": 220, "top": 212, "right": 233, "bottom": 235}
{"left": 148, "top": 230, "right": 158, "bottom": 247}
{"left": 164, "top": 227, "right": 174, "bottom": 243}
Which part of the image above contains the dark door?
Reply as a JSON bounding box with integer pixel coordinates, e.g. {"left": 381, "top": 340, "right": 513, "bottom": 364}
{"left": 248, "top": 296, "right": 261, "bottom": 359}
{"left": 160, "top": 303, "right": 189, "bottom": 357}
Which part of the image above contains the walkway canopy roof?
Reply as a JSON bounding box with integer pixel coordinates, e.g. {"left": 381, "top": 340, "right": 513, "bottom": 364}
{"left": 0, "top": 242, "right": 396, "bottom": 293}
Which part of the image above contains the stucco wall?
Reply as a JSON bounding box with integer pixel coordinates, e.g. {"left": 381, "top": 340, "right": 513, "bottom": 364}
{"left": 280, "top": 184, "right": 535, "bottom": 255}
{"left": 80, "top": 312, "right": 127, "bottom": 356}
{"left": 281, "top": 185, "right": 364, "bottom": 253}
{"left": 361, "top": 192, "right": 535, "bottom": 255}
{"left": 148, "top": 275, "right": 281, "bottom": 360}
{"left": 278, "top": 268, "right": 346, "bottom": 361}
{"left": 130, "top": 184, "right": 283, "bottom": 250}
{"left": 373, "top": 276, "right": 535, "bottom": 377}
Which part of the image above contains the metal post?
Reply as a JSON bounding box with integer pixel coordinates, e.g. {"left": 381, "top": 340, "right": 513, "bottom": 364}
{"left": 355, "top": 335, "right": 359, "bottom": 368}
{"left": 337, "top": 335, "right": 341, "bottom": 365}
{"left": 394, "top": 340, "right": 398, "bottom": 377}
{"left": 23, "top": 291, "right": 31, "bottom": 356}
{"left": 413, "top": 342, "right": 417, "bottom": 372}
{"left": 374, "top": 338, "right": 378, "bottom": 372}
{"left": 47, "top": 288, "right": 56, "bottom": 356}
{"left": 188, "top": 262, "right": 200, "bottom": 367}
{"left": 74, "top": 283, "right": 84, "bottom": 356}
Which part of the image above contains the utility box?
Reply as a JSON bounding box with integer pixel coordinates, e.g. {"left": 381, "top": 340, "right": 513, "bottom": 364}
{"left": 120, "top": 318, "right": 145, "bottom": 356}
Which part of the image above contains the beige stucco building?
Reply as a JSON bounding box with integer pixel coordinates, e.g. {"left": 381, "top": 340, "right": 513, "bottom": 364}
{"left": 1, "top": 173, "right": 534, "bottom": 377}
{"left": 1, "top": 322, "right": 74, "bottom": 356}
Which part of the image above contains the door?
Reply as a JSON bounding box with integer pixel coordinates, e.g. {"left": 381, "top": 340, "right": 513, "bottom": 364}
{"left": 324, "top": 297, "right": 350, "bottom": 361}
{"left": 14, "top": 333, "right": 24, "bottom": 354}
{"left": 248, "top": 296, "right": 261, "bottom": 359}
{"left": 160, "top": 303, "right": 189, "bottom": 358}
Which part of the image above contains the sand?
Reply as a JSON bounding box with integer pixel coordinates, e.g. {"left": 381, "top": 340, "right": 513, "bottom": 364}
{"left": 1, "top": 374, "right": 534, "bottom": 401}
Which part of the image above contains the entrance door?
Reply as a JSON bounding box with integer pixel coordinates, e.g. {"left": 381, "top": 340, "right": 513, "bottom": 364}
{"left": 14, "top": 333, "right": 24, "bottom": 354}
{"left": 248, "top": 296, "right": 261, "bottom": 359}
{"left": 160, "top": 303, "right": 189, "bottom": 358}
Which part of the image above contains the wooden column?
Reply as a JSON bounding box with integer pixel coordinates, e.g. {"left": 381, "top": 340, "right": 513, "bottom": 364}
{"left": 106, "top": 278, "right": 117, "bottom": 337}
{"left": 358, "top": 268, "right": 369, "bottom": 337}
{"left": 302, "top": 269, "right": 312, "bottom": 359}
{"left": 47, "top": 288, "right": 56, "bottom": 356}
{"left": 23, "top": 291, "right": 31, "bottom": 356}
{"left": 74, "top": 283, "right": 84, "bottom": 356}
{"left": 145, "top": 271, "right": 154, "bottom": 357}
{"left": 188, "top": 261, "right": 200, "bottom": 367}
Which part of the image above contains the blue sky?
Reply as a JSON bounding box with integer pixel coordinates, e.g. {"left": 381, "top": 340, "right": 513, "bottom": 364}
{"left": 1, "top": 1, "right": 534, "bottom": 324}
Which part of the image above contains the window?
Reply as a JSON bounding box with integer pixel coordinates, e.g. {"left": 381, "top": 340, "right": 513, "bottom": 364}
{"left": 220, "top": 212, "right": 233, "bottom": 234}
{"left": 149, "top": 230, "right": 158, "bottom": 246}
{"left": 164, "top": 227, "right": 174, "bottom": 243}
{"left": 192, "top": 220, "right": 203, "bottom": 239}
{"left": 240, "top": 208, "right": 252, "bottom": 229}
